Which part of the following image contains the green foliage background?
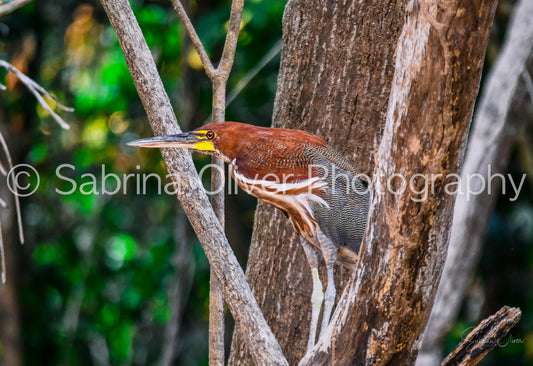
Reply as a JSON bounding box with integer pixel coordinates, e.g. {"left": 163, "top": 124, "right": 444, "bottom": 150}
{"left": 0, "top": 0, "right": 531, "bottom": 365}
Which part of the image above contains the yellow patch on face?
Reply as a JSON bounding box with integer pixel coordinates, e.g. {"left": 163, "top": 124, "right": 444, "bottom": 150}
{"left": 194, "top": 130, "right": 214, "bottom": 140}
{"left": 193, "top": 141, "right": 216, "bottom": 152}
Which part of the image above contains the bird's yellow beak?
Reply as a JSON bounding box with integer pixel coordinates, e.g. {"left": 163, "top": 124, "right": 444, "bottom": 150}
{"left": 127, "top": 130, "right": 216, "bottom": 152}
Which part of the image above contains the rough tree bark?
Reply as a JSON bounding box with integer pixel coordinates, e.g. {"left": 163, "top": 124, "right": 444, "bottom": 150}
{"left": 302, "top": 0, "right": 497, "bottom": 364}
{"left": 230, "top": 0, "right": 497, "bottom": 365}
{"left": 441, "top": 306, "right": 521, "bottom": 366}
{"left": 229, "top": 0, "right": 405, "bottom": 364}
{"left": 418, "top": 0, "right": 533, "bottom": 363}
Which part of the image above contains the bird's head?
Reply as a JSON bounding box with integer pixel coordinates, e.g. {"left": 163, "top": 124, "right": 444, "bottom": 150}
{"left": 128, "top": 121, "right": 327, "bottom": 167}
{"left": 127, "top": 122, "right": 249, "bottom": 162}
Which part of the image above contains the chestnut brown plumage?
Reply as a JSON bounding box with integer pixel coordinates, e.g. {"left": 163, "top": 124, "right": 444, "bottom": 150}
{"left": 128, "top": 121, "right": 369, "bottom": 352}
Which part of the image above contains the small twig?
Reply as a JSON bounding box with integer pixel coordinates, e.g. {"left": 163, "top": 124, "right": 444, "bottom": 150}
{"left": 0, "top": 132, "right": 23, "bottom": 244}
{"left": 0, "top": 153, "right": 7, "bottom": 176}
{"left": 442, "top": 306, "right": 521, "bottom": 366}
{"left": 0, "top": 59, "right": 73, "bottom": 129}
{"left": 0, "top": 0, "right": 32, "bottom": 17}
{"left": 0, "top": 59, "right": 73, "bottom": 284}
{"left": 170, "top": 0, "right": 216, "bottom": 79}
{"left": 0, "top": 221, "right": 5, "bottom": 284}
{"left": 205, "top": 39, "right": 281, "bottom": 123}
{"left": 226, "top": 40, "right": 281, "bottom": 107}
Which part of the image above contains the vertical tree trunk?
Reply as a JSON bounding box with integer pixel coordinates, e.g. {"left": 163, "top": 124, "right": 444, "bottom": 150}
{"left": 418, "top": 0, "right": 533, "bottom": 363}
{"left": 229, "top": 0, "right": 406, "bottom": 364}
{"left": 230, "top": 0, "right": 497, "bottom": 365}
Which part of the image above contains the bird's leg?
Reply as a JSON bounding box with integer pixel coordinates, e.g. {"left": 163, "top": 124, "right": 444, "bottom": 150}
{"left": 300, "top": 239, "right": 323, "bottom": 353}
{"left": 317, "top": 231, "right": 337, "bottom": 337}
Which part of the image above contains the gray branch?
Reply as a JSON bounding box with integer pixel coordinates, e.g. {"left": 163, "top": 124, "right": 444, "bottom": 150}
{"left": 0, "top": 132, "right": 23, "bottom": 247}
{"left": 0, "top": 58, "right": 73, "bottom": 283}
{"left": 170, "top": 1, "right": 244, "bottom": 363}
{"left": 0, "top": 60, "right": 73, "bottom": 129}
{"left": 170, "top": 0, "right": 216, "bottom": 79}
{"left": 0, "top": 0, "right": 32, "bottom": 17}
{"left": 99, "top": 1, "right": 288, "bottom": 365}
{"left": 418, "top": 0, "right": 533, "bottom": 364}
{"left": 0, "top": 222, "right": 4, "bottom": 284}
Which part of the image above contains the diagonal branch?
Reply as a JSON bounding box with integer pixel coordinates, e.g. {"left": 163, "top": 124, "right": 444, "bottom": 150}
{"left": 169, "top": 1, "right": 244, "bottom": 363}
{"left": 226, "top": 40, "right": 281, "bottom": 107}
{"left": 99, "top": 1, "right": 288, "bottom": 365}
{"left": 0, "top": 0, "right": 32, "bottom": 17}
{"left": 216, "top": 0, "right": 244, "bottom": 79}
{"left": 0, "top": 58, "right": 72, "bottom": 283}
{"left": 0, "top": 60, "right": 73, "bottom": 129}
{"left": 0, "top": 132, "right": 23, "bottom": 246}
{"left": 0, "top": 222, "right": 4, "bottom": 284}
{"left": 204, "top": 39, "right": 281, "bottom": 124}
{"left": 170, "top": 0, "right": 216, "bottom": 79}
{"left": 442, "top": 306, "right": 521, "bottom": 366}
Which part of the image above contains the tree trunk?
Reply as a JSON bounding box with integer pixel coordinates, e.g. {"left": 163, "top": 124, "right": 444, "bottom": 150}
{"left": 229, "top": 0, "right": 405, "bottom": 364}
{"left": 230, "top": 0, "right": 497, "bottom": 365}
{"left": 418, "top": 0, "right": 533, "bottom": 363}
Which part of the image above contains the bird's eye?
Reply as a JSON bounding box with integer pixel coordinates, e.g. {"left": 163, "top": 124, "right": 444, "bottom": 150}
{"left": 206, "top": 130, "right": 215, "bottom": 139}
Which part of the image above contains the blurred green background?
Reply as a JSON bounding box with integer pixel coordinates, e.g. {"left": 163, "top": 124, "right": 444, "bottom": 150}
{"left": 0, "top": 0, "right": 531, "bottom": 365}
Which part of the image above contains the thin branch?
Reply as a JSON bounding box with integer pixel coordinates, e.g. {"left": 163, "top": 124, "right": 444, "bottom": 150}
{"left": 171, "top": 1, "right": 244, "bottom": 363}
{"left": 0, "top": 0, "right": 32, "bottom": 17}
{"left": 0, "top": 152, "right": 7, "bottom": 176}
{"left": 216, "top": 0, "right": 244, "bottom": 79}
{"left": 0, "top": 221, "right": 5, "bottom": 284}
{"left": 0, "top": 59, "right": 73, "bottom": 284}
{"left": 170, "top": 0, "right": 216, "bottom": 79}
{"left": 207, "top": 1, "right": 244, "bottom": 363}
{"left": 100, "top": 1, "right": 288, "bottom": 364}
{"left": 0, "top": 132, "right": 23, "bottom": 245}
{"left": 442, "top": 306, "right": 521, "bottom": 366}
{"left": 226, "top": 40, "right": 281, "bottom": 107}
{"left": 0, "top": 60, "right": 73, "bottom": 129}
{"left": 205, "top": 39, "right": 281, "bottom": 124}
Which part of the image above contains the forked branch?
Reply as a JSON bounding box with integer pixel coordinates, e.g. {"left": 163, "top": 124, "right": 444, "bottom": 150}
{"left": 169, "top": 1, "right": 244, "bottom": 364}
{"left": 100, "top": 0, "right": 287, "bottom": 364}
